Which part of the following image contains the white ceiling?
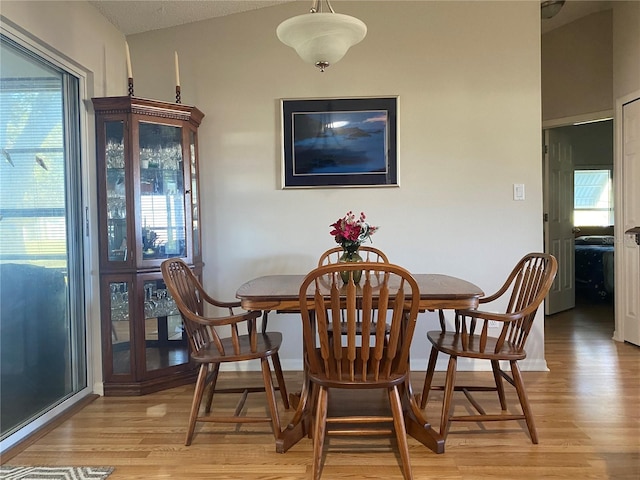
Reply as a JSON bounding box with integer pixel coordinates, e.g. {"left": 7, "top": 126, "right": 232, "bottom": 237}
{"left": 88, "top": 0, "right": 614, "bottom": 36}
{"left": 89, "top": 0, "right": 295, "bottom": 35}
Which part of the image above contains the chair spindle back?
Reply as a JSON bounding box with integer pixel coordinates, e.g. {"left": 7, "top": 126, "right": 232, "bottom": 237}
{"left": 299, "top": 262, "right": 420, "bottom": 384}
{"left": 458, "top": 253, "right": 558, "bottom": 354}
{"left": 317, "top": 246, "right": 389, "bottom": 267}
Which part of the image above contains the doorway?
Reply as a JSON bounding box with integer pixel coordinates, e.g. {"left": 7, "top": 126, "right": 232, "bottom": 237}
{"left": 543, "top": 119, "right": 614, "bottom": 319}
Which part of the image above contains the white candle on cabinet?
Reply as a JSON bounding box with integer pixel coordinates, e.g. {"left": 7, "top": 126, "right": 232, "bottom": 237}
{"left": 174, "top": 51, "right": 180, "bottom": 87}
{"left": 125, "top": 41, "right": 132, "bottom": 78}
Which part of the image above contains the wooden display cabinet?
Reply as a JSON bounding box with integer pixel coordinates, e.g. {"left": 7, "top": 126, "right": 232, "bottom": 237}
{"left": 93, "top": 96, "right": 204, "bottom": 395}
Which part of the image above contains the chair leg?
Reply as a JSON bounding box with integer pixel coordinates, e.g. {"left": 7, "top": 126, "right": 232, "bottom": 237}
{"left": 491, "top": 359, "right": 507, "bottom": 410}
{"left": 185, "top": 363, "right": 208, "bottom": 446}
{"left": 287, "top": 370, "right": 312, "bottom": 429}
{"left": 204, "top": 363, "right": 220, "bottom": 414}
{"left": 510, "top": 360, "right": 538, "bottom": 444}
{"left": 307, "top": 382, "right": 320, "bottom": 439}
{"left": 271, "top": 352, "right": 290, "bottom": 409}
{"left": 420, "top": 346, "right": 439, "bottom": 409}
{"left": 312, "top": 385, "right": 328, "bottom": 480}
{"left": 440, "top": 355, "right": 457, "bottom": 439}
{"left": 389, "top": 385, "right": 413, "bottom": 480}
{"left": 260, "top": 357, "right": 282, "bottom": 440}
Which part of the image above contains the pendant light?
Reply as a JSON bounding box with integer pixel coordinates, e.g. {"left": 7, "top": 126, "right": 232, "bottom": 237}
{"left": 276, "top": 0, "right": 367, "bottom": 72}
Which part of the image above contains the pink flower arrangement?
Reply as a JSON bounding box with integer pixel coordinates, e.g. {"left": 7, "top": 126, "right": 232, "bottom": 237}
{"left": 329, "top": 211, "right": 378, "bottom": 249}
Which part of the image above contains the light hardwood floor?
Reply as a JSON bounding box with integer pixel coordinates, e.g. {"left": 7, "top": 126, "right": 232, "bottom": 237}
{"left": 3, "top": 300, "right": 639, "bottom": 479}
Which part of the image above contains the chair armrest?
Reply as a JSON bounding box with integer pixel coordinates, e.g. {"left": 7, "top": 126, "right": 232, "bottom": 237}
{"left": 181, "top": 307, "right": 261, "bottom": 328}
{"left": 211, "top": 309, "right": 261, "bottom": 327}
{"left": 216, "top": 300, "right": 242, "bottom": 309}
{"left": 456, "top": 308, "right": 520, "bottom": 323}
{"left": 458, "top": 294, "right": 545, "bottom": 323}
{"left": 198, "top": 289, "right": 242, "bottom": 314}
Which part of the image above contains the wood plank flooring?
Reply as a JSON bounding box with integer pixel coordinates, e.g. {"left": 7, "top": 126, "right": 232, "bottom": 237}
{"left": 3, "top": 299, "right": 639, "bottom": 479}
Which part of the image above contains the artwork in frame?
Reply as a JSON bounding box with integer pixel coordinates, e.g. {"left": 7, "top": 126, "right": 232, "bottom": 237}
{"left": 281, "top": 97, "right": 398, "bottom": 188}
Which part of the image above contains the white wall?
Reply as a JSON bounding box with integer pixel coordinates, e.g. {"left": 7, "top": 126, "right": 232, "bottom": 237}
{"left": 541, "top": 8, "right": 613, "bottom": 122}
{"left": 613, "top": 1, "right": 640, "bottom": 99}
{"left": 127, "top": 1, "right": 545, "bottom": 371}
{"left": 542, "top": 1, "right": 640, "bottom": 119}
{"left": 1, "top": 1, "right": 127, "bottom": 98}
{"left": 1, "top": 1, "right": 545, "bottom": 376}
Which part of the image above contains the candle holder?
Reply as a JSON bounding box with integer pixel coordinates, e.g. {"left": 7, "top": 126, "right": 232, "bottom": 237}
{"left": 128, "top": 78, "right": 134, "bottom": 96}
{"left": 175, "top": 86, "right": 181, "bottom": 104}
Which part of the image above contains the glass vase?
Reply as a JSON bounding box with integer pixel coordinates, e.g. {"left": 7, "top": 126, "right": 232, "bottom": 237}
{"left": 339, "top": 243, "right": 363, "bottom": 284}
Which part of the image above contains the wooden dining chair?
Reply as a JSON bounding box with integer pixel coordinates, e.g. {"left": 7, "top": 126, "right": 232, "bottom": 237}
{"left": 299, "top": 262, "right": 421, "bottom": 480}
{"left": 419, "top": 253, "right": 558, "bottom": 444}
{"left": 161, "top": 258, "right": 289, "bottom": 446}
{"left": 318, "top": 246, "right": 390, "bottom": 338}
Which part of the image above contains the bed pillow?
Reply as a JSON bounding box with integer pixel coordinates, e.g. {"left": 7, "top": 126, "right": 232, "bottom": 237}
{"left": 575, "top": 235, "right": 614, "bottom": 245}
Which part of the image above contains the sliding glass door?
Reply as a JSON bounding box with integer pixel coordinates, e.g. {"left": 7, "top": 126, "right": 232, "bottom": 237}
{"left": 0, "top": 35, "right": 87, "bottom": 446}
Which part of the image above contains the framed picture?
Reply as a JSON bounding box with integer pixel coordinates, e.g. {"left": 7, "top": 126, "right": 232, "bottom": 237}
{"left": 281, "top": 97, "right": 398, "bottom": 188}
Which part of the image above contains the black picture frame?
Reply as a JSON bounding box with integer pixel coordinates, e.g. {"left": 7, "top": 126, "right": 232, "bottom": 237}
{"left": 281, "top": 97, "right": 398, "bottom": 188}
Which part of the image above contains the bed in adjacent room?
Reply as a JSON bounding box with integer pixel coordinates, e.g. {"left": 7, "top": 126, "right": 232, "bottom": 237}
{"left": 574, "top": 235, "right": 614, "bottom": 302}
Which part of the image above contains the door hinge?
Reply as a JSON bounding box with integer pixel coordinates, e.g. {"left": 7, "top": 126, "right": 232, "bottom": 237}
{"left": 544, "top": 144, "right": 548, "bottom": 154}
{"left": 543, "top": 213, "right": 549, "bottom": 222}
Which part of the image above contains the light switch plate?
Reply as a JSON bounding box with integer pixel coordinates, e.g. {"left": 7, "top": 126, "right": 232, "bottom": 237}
{"left": 513, "top": 183, "right": 525, "bottom": 201}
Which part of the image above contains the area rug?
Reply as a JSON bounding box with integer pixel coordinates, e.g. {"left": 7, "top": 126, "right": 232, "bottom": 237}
{"left": 0, "top": 466, "right": 114, "bottom": 480}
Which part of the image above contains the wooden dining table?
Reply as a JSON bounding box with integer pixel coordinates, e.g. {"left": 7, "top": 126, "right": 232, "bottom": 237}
{"left": 236, "top": 273, "right": 483, "bottom": 455}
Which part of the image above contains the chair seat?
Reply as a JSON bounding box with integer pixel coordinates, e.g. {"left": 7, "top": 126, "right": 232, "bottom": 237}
{"left": 191, "top": 332, "right": 283, "bottom": 364}
{"left": 427, "top": 330, "right": 527, "bottom": 361}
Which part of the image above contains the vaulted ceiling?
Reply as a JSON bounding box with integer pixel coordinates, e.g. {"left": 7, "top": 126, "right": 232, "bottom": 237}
{"left": 89, "top": 0, "right": 613, "bottom": 36}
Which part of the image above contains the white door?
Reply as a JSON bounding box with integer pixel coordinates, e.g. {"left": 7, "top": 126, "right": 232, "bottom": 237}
{"left": 616, "top": 94, "right": 640, "bottom": 346}
{"left": 544, "top": 128, "right": 575, "bottom": 315}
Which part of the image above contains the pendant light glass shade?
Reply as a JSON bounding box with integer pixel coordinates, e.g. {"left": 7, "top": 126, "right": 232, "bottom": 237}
{"left": 277, "top": 11, "right": 367, "bottom": 72}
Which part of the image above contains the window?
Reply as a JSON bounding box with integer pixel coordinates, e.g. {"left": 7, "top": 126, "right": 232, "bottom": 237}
{"left": 574, "top": 169, "right": 613, "bottom": 226}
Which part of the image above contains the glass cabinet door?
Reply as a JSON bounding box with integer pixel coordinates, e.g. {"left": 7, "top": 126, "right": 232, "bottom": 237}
{"left": 138, "top": 122, "right": 187, "bottom": 263}
{"left": 104, "top": 121, "right": 128, "bottom": 263}
{"left": 142, "top": 277, "right": 188, "bottom": 374}
{"left": 108, "top": 280, "right": 132, "bottom": 376}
